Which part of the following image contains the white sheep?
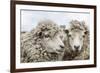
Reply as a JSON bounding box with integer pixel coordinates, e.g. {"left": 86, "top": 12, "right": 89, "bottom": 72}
{"left": 21, "top": 20, "right": 66, "bottom": 62}
{"left": 63, "top": 20, "right": 90, "bottom": 60}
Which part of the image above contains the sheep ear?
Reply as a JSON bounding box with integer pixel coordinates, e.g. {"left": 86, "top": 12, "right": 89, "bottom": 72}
{"left": 64, "top": 29, "right": 69, "bottom": 33}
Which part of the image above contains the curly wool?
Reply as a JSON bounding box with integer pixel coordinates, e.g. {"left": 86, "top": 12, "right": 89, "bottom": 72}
{"left": 74, "top": 20, "right": 90, "bottom": 60}
{"left": 63, "top": 20, "right": 90, "bottom": 60}
{"left": 21, "top": 20, "right": 65, "bottom": 63}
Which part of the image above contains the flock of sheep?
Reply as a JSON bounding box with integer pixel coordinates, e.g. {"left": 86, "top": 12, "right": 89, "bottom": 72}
{"left": 21, "top": 20, "right": 90, "bottom": 63}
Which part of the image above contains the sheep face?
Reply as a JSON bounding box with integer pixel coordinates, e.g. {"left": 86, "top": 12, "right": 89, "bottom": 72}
{"left": 33, "top": 20, "right": 66, "bottom": 54}
{"left": 39, "top": 30, "right": 65, "bottom": 54}
{"left": 65, "top": 28, "right": 87, "bottom": 53}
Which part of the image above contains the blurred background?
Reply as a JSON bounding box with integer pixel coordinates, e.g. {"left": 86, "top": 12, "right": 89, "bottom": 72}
{"left": 21, "top": 10, "right": 90, "bottom": 32}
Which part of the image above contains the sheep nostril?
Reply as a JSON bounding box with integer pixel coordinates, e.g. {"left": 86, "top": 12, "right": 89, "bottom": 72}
{"left": 60, "top": 45, "right": 64, "bottom": 49}
{"left": 74, "top": 45, "right": 80, "bottom": 50}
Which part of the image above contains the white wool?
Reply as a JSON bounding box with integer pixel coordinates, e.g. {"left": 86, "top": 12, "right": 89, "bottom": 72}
{"left": 21, "top": 20, "right": 66, "bottom": 62}
{"left": 63, "top": 20, "right": 90, "bottom": 60}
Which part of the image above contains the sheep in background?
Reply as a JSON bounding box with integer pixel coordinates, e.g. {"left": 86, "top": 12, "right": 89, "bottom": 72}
{"left": 21, "top": 20, "right": 66, "bottom": 62}
{"left": 63, "top": 20, "right": 90, "bottom": 60}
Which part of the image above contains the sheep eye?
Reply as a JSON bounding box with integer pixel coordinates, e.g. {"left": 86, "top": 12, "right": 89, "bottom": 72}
{"left": 45, "top": 35, "right": 49, "bottom": 38}
{"left": 83, "top": 35, "right": 85, "bottom": 38}
{"left": 68, "top": 34, "right": 71, "bottom": 37}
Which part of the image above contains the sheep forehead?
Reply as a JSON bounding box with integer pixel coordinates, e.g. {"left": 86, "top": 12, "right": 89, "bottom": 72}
{"left": 39, "top": 27, "right": 60, "bottom": 37}
{"left": 70, "top": 29, "right": 84, "bottom": 37}
{"left": 72, "top": 29, "right": 83, "bottom": 33}
{"left": 70, "top": 24, "right": 84, "bottom": 30}
{"left": 44, "top": 30, "right": 59, "bottom": 38}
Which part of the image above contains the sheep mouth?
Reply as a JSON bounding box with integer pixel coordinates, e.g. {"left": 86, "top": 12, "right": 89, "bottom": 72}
{"left": 71, "top": 49, "right": 81, "bottom": 53}
{"left": 56, "top": 49, "right": 64, "bottom": 53}
{"left": 50, "top": 51, "right": 63, "bottom": 55}
{"left": 75, "top": 50, "right": 80, "bottom": 53}
{"left": 48, "top": 50, "right": 64, "bottom": 54}
{"left": 71, "top": 50, "right": 81, "bottom": 56}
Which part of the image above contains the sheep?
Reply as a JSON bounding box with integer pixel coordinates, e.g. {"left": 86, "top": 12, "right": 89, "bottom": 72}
{"left": 21, "top": 20, "right": 66, "bottom": 63}
{"left": 63, "top": 20, "right": 90, "bottom": 60}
